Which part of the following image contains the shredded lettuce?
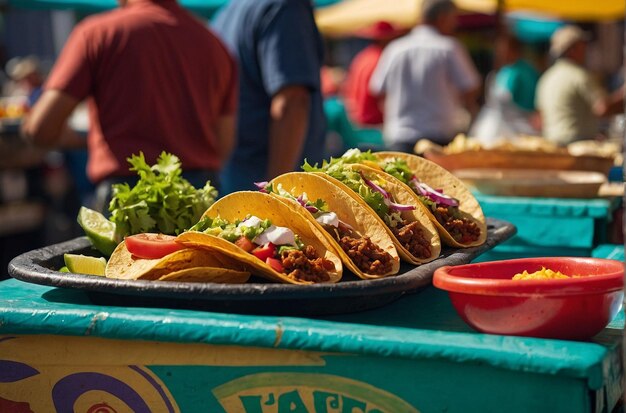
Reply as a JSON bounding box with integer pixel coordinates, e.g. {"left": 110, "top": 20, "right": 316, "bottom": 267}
{"left": 304, "top": 152, "right": 419, "bottom": 228}
{"left": 379, "top": 158, "right": 441, "bottom": 209}
{"left": 381, "top": 159, "right": 414, "bottom": 184}
{"left": 303, "top": 148, "right": 378, "bottom": 172}
{"left": 315, "top": 163, "right": 390, "bottom": 220}
{"left": 109, "top": 152, "right": 218, "bottom": 237}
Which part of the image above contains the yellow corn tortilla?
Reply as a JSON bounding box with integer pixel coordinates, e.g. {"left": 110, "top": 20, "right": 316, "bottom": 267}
{"left": 176, "top": 191, "right": 343, "bottom": 285}
{"left": 157, "top": 267, "right": 250, "bottom": 283}
{"left": 312, "top": 165, "right": 441, "bottom": 265}
{"left": 269, "top": 172, "right": 400, "bottom": 279}
{"left": 105, "top": 241, "right": 248, "bottom": 281}
{"left": 375, "top": 151, "right": 487, "bottom": 248}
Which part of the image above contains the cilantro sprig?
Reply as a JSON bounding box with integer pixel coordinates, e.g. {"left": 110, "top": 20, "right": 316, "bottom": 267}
{"left": 109, "top": 152, "right": 218, "bottom": 237}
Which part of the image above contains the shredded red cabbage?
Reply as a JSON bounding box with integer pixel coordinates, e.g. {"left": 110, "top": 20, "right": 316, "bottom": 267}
{"left": 254, "top": 181, "right": 269, "bottom": 193}
{"left": 359, "top": 171, "right": 389, "bottom": 199}
{"left": 294, "top": 194, "right": 318, "bottom": 213}
{"left": 386, "top": 200, "right": 416, "bottom": 211}
{"left": 410, "top": 178, "right": 459, "bottom": 207}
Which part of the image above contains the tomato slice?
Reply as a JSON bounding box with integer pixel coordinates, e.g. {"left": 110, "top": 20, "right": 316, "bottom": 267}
{"left": 234, "top": 236, "right": 255, "bottom": 253}
{"left": 125, "top": 233, "right": 184, "bottom": 259}
{"left": 251, "top": 243, "right": 276, "bottom": 262}
{"left": 266, "top": 257, "right": 284, "bottom": 273}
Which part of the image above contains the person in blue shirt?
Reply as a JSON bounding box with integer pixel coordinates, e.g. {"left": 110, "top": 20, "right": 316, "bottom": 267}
{"left": 212, "top": 0, "right": 326, "bottom": 194}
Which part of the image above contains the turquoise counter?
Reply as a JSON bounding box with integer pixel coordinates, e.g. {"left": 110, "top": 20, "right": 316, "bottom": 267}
{"left": 0, "top": 278, "right": 622, "bottom": 412}
{"left": 474, "top": 194, "right": 621, "bottom": 261}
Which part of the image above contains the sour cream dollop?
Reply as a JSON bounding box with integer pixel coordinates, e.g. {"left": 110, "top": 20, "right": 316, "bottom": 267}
{"left": 239, "top": 215, "right": 264, "bottom": 229}
{"left": 253, "top": 225, "right": 297, "bottom": 246}
{"left": 315, "top": 212, "right": 339, "bottom": 228}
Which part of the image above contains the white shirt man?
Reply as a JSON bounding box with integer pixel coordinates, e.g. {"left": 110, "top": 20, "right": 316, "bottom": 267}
{"left": 369, "top": 2, "right": 480, "bottom": 152}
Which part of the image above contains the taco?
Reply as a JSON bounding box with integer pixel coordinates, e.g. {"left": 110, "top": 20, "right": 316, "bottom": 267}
{"left": 312, "top": 148, "right": 486, "bottom": 248}
{"left": 303, "top": 162, "right": 441, "bottom": 265}
{"left": 261, "top": 172, "right": 400, "bottom": 279}
{"left": 106, "top": 241, "right": 251, "bottom": 283}
{"left": 176, "top": 191, "right": 343, "bottom": 285}
{"left": 374, "top": 151, "right": 487, "bottom": 248}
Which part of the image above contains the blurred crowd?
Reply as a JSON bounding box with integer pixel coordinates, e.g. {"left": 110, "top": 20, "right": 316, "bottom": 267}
{"left": 1, "top": 0, "right": 624, "bottom": 270}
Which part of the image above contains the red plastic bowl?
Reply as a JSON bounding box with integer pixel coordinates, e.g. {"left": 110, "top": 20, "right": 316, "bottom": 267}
{"left": 433, "top": 257, "right": 624, "bottom": 340}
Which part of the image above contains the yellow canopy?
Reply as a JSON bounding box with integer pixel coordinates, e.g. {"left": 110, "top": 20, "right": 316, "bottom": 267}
{"left": 458, "top": 0, "right": 625, "bottom": 21}
{"left": 315, "top": 0, "right": 422, "bottom": 37}
{"left": 315, "top": 0, "right": 624, "bottom": 37}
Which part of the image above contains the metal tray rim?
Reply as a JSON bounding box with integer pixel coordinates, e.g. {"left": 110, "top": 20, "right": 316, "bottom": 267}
{"left": 8, "top": 218, "right": 515, "bottom": 302}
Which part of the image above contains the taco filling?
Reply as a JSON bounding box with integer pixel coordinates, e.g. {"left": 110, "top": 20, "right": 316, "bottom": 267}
{"left": 390, "top": 220, "right": 432, "bottom": 259}
{"left": 303, "top": 163, "right": 431, "bottom": 260}
{"left": 190, "top": 215, "right": 334, "bottom": 282}
{"left": 381, "top": 159, "right": 481, "bottom": 244}
{"left": 257, "top": 182, "right": 394, "bottom": 275}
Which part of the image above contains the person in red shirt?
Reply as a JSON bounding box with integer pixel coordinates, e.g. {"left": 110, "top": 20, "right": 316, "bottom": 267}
{"left": 22, "top": 0, "right": 237, "bottom": 205}
{"left": 342, "top": 21, "right": 405, "bottom": 126}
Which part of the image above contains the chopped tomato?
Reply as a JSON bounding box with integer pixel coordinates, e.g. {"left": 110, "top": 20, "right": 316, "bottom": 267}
{"left": 251, "top": 243, "right": 276, "bottom": 261}
{"left": 125, "top": 233, "right": 184, "bottom": 259}
{"left": 234, "top": 236, "right": 255, "bottom": 253}
{"left": 266, "top": 257, "right": 284, "bottom": 273}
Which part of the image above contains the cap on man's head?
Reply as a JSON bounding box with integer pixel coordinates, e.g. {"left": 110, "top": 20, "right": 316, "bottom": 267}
{"left": 421, "top": 0, "right": 456, "bottom": 23}
{"left": 6, "top": 56, "right": 41, "bottom": 81}
{"left": 354, "top": 21, "right": 406, "bottom": 40}
{"left": 550, "top": 25, "right": 590, "bottom": 58}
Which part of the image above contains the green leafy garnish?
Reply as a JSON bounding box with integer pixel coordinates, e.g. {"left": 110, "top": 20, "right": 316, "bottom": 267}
{"left": 109, "top": 152, "right": 218, "bottom": 237}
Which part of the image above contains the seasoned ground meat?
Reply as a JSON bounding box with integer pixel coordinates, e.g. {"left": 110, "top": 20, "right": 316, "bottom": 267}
{"left": 339, "top": 236, "right": 393, "bottom": 275}
{"left": 281, "top": 245, "right": 334, "bottom": 282}
{"left": 432, "top": 206, "right": 480, "bottom": 244}
{"left": 391, "top": 220, "right": 431, "bottom": 259}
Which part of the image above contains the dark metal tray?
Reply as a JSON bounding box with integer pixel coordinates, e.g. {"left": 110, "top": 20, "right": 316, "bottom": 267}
{"left": 8, "top": 218, "right": 515, "bottom": 316}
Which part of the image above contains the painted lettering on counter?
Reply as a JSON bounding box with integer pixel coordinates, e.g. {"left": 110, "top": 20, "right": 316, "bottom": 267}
{"left": 239, "top": 390, "right": 383, "bottom": 413}
{"left": 213, "top": 373, "right": 419, "bottom": 413}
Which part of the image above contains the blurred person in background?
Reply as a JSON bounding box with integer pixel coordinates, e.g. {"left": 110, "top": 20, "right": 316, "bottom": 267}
{"left": 212, "top": 0, "right": 326, "bottom": 194}
{"left": 21, "top": 0, "right": 237, "bottom": 213}
{"left": 320, "top": 65, "right": 345, "bottom": 98}
{"left": 6, "top": 56, "right": 44, "bottom": 108}
{"left": 536, "top": 25, "right": 619, "bottom": 145}
{"left": 342, "top": 21, "right": 405, "bottom": 127}
{"left": 470, "top": 35, "right": 540, "bottom": 146}
{"left": 369, "top": 0, "right": 480, "bottom": 153}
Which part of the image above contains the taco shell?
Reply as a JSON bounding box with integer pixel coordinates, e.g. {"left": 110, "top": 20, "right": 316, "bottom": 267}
{"left": 375, "top": 151, "right": 487, "bottom": 248}
{"left": 106, "top": 241, "right": 249, "bottom": 282}
{"left": 312, "top": 165, "right": 441, "bottom": 265}
{"left": 177, "top": 191, "right": 343, "bottom": 284}
{"left": 269, "top": 172, "right": 400, "bottom": 279}
{"left": 157, "top": 267, "right": 250, "bottom": 283}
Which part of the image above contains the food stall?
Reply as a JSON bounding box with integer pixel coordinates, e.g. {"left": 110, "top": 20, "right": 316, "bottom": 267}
{"left": 3, "top": 1, "right": 625, "bottom": 411}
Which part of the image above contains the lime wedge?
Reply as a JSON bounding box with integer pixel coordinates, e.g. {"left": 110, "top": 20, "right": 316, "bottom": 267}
{"left": 64, "top": 253, "right": 107, "bottom": 276}
{"left": 59, "top": 266, "right": 70, "bottom": 273}
{"left": 77, "top": 206, "right": 118, "bottom": 256}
